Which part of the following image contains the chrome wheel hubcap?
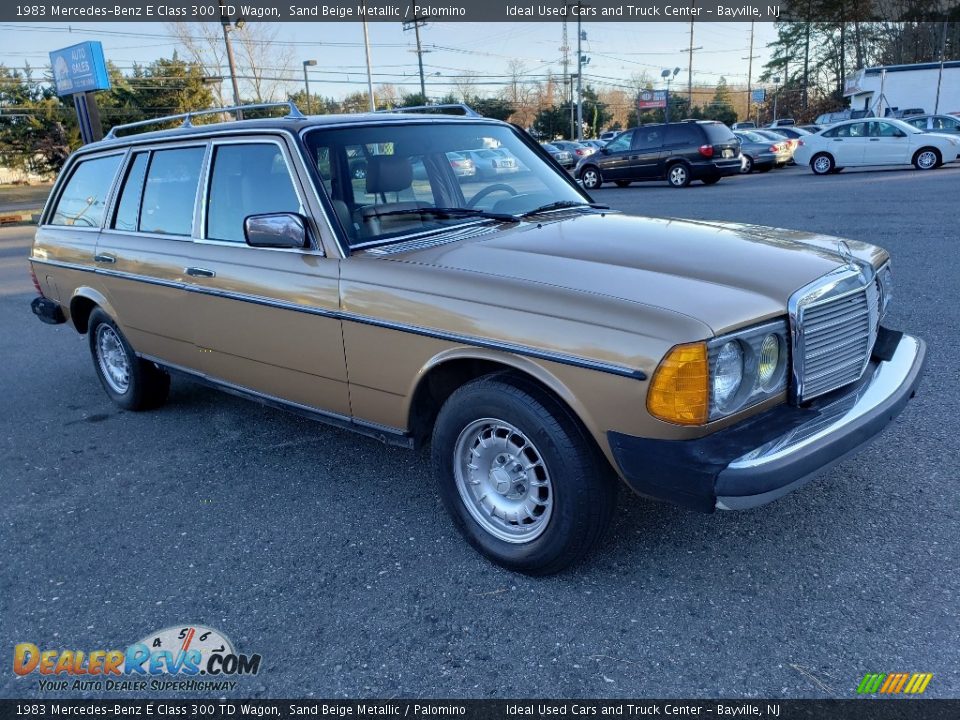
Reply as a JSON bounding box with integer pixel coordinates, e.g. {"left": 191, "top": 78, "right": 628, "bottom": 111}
{"left": 918, "top": 151, "right": 936, "bottom": 168}
{"left": 453, "top": 418, "right": 553, "bottom": 543}
{"left": 96, "top": 324, "right": 130, "bottom": 394}
{"left": 670, "top": 166, "right": 686, "bottom": 184}
{"left": 584, "top": 170, "right": 598, "bottom": 186}
{"left": 814, "top": 157, "right": 830, "bottom": 173}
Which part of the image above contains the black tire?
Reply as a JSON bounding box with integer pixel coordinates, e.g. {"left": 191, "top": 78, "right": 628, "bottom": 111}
{"left": 614, "top": 180, "right": 632, "bottom": 188}
{"left": 666, "top": 162, "right": 691, "bottom": 188}
{"left": 580, "top": 165, "right": 602, "bottom": 189}
{"left": 913, "top": 147, "right": 940, "bottom": 170}
{"left": 701, "top": 176, "right": 721, "bottom": 185}
{"left": 810, "top": 153, "right": 835, "bottom": 175}
{"left": 431, "top": 373, "right": 617, "bottom": 575}
{"left": 88, "top": 308, "right": 169, "bottom": 411}
{"left": 741, "top": 155, "right": 754, "bottom": 174}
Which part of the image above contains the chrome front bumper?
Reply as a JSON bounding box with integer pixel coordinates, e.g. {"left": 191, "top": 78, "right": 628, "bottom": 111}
{"left": 715, "top": 333, "right": 926, "bottom": 510}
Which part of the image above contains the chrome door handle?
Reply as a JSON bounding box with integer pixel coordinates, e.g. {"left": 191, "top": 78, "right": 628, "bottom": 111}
{"left": 94, "top": 253, "right": 116, "bottom": 264}
{"left": 186, "top": 267, "right": 216, "bottom": 278}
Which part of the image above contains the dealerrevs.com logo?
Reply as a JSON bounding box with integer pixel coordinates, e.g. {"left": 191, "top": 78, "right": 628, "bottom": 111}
{"left": 13, "top": 625, "right": 262, "bottom": 692}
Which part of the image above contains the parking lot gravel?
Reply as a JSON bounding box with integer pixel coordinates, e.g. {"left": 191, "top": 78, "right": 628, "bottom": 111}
{"left": 1, "top": 163, "right": 957, "bottom": 699}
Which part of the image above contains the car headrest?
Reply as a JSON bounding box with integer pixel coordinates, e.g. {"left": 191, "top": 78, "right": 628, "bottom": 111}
{"left": 366, "top": 155, "right": 412, "bottom": 194}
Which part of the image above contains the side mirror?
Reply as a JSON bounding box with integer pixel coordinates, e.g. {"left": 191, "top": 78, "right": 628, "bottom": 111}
{"left": 244, "top": 213, "right": 307, "bottom": 249}
{"left": 600, "top": 147, "right": 610, "bottom": 155}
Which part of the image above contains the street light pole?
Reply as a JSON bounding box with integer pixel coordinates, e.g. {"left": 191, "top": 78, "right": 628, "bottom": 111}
{"left": 576, "top": 9, "right": 583, "bottom": 140}
{"left": 302, "top": 59, "right": 317, "bottom": 114}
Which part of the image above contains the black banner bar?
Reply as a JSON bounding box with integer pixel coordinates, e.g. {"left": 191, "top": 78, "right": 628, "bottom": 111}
{"left": 2, "top": 0, "right": 959, "bottom": 23}
{"left": 3, "top": 700, "right": 960, "bottom": 720}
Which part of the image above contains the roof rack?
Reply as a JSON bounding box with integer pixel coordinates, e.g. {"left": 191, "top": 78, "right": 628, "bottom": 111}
{"left": 376, "top": 103, "right": 482, "bottom": 118}
{"left": 104, "top": 101, "right": 305, "bottom": 140}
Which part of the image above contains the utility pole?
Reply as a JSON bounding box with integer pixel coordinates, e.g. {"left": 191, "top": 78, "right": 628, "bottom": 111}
{"left": 362, "top": 7, "right": 375, "bottom": 111}
{"left": 302, "top": 59, "right": 317, "bottom": 114}
{"left": 744, "top": 21, "right": 758, "bottom": 121}
{"left": 802, "top": 0, "right": 811, "bottom": 109}
{"left": 402, "top": 16, "right": 428, "bottom": 100}
{"left": 687, "top": 5, "right": 695, "bottom": 105}
{"left": 219, "top": 8, "right": 244, "bottom": 119}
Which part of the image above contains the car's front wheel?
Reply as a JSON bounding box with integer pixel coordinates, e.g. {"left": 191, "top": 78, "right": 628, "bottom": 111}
{"left": 741, "top": 155, "right": 754, "bottom": 173}
{"left": 811, "top": 153, "right": 835, "bottom": 175}
{"left": 913, "top": 147, "right": 940, "bottom": 170}
{"left": 580, "top": 165, "right": 602, "bottom": 189}
{"left": 432, "top": 374, "right": 617, "bottom": 574}
{"left": 88, "top": 308, "right": 170, "bottom": 411}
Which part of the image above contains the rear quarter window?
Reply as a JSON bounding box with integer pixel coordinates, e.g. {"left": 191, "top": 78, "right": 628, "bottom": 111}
{"left": 701, "top": 123, "right": 737, "bottom": 144}
{"left": 138, "top": 147, "right": 205, "bottom": 236}
{"left": 49, "top": 154, "right": 123, "bottom": 228}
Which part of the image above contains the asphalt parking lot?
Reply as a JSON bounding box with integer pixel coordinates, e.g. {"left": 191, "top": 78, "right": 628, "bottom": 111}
{"left": 1, "top": 163, "right": 958, "bottom": 699}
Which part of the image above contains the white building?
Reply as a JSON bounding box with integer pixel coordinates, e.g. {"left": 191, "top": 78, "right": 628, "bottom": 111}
{"left": 844, "top": 60, "right": 960, "bottom": 116}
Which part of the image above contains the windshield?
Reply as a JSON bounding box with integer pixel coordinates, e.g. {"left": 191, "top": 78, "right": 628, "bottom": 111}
{"left": 304, "top": 122, "right": 587, "bottom": 249}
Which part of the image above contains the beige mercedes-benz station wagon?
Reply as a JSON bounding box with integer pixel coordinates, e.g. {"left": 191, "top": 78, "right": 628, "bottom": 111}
{"left": 29, "top": 102, "right": 925, "bottom": 573}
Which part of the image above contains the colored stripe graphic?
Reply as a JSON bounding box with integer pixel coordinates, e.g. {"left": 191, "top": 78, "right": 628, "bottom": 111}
{"left": 858, "top": 673, "right": 932, "bottom": 695}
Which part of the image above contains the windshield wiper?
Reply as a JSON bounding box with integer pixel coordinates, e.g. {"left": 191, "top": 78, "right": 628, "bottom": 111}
{"left": 518, "top": 200, "right": 609, "bottom": 218}
{"left": 369, "top": 207, "right": 519, "bottom": 223}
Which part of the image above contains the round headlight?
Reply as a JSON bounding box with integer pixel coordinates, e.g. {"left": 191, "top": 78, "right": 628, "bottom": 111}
{"left": 713, "top": 341, "right": 743, "bottom": 409}
{"left": 758, "top": 334, "right": 781, "bottom": 390}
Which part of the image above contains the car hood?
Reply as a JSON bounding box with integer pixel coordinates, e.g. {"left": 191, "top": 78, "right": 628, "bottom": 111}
{"left": 383, "top": 212, "right": 885, "bottom": 335}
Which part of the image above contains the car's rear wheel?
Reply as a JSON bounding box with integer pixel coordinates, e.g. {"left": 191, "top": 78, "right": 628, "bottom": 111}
{"left": 741, "top": 155, "right": 754, "bottom": 173}
{"left": 913, "top": 147, "right": 940, "bottom": 170}
{"left": 811, "top": 153, "right": 834, "bottom": 175}
{"left": 667, "top": 162, "right": 691, "bottom": 188}
{"left": 88, "top": 308, "right": 169, "bottom": 411}
{"left": 614, "top": 180, "right": 632, "bottom": 188}
{"left": 432, "top": 374, "right": 617, "bottom": 575}
{"left": 580, "top": 165, "right": 602, "bottom": 189}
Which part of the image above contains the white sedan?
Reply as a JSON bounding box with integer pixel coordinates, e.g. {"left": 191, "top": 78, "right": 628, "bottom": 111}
{"left": 794, "top": 117, "right": 960, "bottom": 174}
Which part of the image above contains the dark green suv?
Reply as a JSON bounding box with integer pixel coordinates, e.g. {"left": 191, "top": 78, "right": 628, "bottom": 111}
{"left": 577, "top": 120, "right": 742, "bottom": 189}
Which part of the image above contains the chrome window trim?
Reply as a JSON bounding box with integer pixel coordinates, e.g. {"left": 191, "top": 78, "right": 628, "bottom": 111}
{"left": 31, "top": 256, "right": 647, "bottom": 381}
{"left": 787, "top": 263, "right": 879, "bottom": 404}
{"left": 198, "top": 136, "right": 325, "bottom": 256}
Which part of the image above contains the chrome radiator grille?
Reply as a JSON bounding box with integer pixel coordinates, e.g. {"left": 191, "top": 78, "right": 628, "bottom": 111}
{"left": 793, "top": 272, "right": 880, "bottom": 402}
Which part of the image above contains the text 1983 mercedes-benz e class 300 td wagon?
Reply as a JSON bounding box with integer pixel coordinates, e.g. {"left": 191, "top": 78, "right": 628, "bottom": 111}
{"left": 29, "top": 102, "right": 926, "bottom": 574}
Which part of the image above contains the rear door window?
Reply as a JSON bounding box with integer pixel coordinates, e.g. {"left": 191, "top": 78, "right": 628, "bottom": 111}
{"left": 139, "top": 147, "right": 205, "bottom": 236}
{"left": 49, "top": 154, "right": 122, "bottom": 228}
{"left": 206, "top": 143, "right": 302, "bottom": 243}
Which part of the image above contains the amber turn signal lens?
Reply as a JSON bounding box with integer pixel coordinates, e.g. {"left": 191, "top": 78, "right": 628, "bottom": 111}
{"left": 646, "top": 341, "right": 709, "bottom": 425}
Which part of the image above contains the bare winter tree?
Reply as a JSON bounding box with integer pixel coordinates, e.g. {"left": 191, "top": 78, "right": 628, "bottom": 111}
{"left": 166, "top": 22, "right": 295, "bottom": 104}
{"left": 450, "top": 70, "right": 478, "bottom": 103}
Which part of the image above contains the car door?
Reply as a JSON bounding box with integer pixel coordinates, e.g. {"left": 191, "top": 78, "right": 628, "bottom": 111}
{"left": 183, "top": 137, "right": 350, "bottom": 417}
{"left": 823, "top": 122, "right": 868, "bottom": 165}
{"left": 95, "top": 144, "right": 207, "bottom": 369}
{"left": 628, "top": 125, "right": 667, "bottom": 178}
{"left": 595, "top": 130, "right": 634, "bottom": 179}
{"left": 867, "top": 121, "right": 912, "bottom": 164}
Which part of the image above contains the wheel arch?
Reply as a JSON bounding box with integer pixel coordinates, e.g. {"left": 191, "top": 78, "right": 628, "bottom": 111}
{"left": 405, "top": 348, "right": 602, "bottom": 452}
{"left": 69, "top": 287, "right": 117, "bottom": 334}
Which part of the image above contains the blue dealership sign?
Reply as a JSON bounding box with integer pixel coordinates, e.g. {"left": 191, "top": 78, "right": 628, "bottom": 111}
{"left": 751, "top": 88, "right": 766, "bottom": 103}
{"left": 49, "top": 41, "right": 111, "bottom": 97}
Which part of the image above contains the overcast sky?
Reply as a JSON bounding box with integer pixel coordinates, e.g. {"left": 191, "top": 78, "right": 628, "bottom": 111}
{"left": 0, "top": 21, "right": 779, "bottom": 99}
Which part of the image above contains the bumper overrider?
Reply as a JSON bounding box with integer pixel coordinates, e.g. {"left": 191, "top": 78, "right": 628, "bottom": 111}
{"left": 609, "top": 328, "right": 926, "bottom": 512}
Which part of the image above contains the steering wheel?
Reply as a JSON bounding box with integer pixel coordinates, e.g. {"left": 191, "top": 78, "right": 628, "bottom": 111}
{"left": 466, "top": 183, "right": 518, "bottom": 208}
